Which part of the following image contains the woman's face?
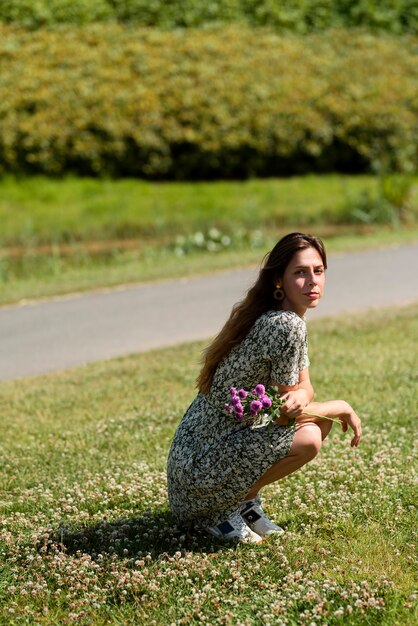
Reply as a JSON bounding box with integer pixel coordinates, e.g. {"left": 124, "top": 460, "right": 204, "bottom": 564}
{"left": 280, "top": 246, "right": 326, "bottom": 317}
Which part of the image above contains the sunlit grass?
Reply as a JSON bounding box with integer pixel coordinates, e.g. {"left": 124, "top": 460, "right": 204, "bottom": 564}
{"left": 1, "top": 225, "right": 418, "bottom": 306}
{"left": 0, "top": 174, "right": 385, "bottom": 245}
{"left": 1, "top": 173, "right": 417, "bottom": 305}
{"left": 1, "top": 303, "right": 417, "bottom": 624}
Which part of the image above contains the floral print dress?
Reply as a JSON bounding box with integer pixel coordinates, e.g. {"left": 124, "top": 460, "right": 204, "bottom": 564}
{"left": 167, "top": 310, "right": 310, "bottom": 529}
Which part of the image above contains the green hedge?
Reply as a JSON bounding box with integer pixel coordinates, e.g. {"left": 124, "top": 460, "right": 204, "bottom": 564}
{"left": 1, "top": 25, "right": 417, "bottom": 179}
{"left": 0, "top": 0, "right": 417, "bottom": 33}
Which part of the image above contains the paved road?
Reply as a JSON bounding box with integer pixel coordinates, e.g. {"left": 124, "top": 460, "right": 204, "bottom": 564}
{"left": 1, "top": 243, "right": 417, "bottom": 381}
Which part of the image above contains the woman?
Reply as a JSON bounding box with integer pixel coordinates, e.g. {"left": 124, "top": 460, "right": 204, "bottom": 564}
{"left": 167, "top": 232, "right": 361, "bottom": 543}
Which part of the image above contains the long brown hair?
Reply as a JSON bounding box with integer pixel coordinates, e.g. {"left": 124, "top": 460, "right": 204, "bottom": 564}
{"left": 197, "top": 232, "right": 327, "bottom": 394}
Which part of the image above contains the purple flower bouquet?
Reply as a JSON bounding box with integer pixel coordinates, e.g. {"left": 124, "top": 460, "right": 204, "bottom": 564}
{"left": 224, "top": 384, "right": 342, "bottom": 428}
{"left": 224, "top": 384, "right": 287, "bottom": 426}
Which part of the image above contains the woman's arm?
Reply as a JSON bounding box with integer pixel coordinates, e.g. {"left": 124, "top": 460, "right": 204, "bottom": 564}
{"left": 276, "top": 396, "right": 362, "bottom": 448}
{"left": 274, "top": 362, "right": 362, "bottom": 446}
{"left": 274, "top": 368, "right": 313, "bottom": 416}
{"left": 300, "top": 400, "right": 361, "bottom": 447}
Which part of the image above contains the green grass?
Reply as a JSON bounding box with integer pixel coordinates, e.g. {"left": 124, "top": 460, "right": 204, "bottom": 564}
{"left": 1, "top": 174, "right": 416, "bottom": 246}
{"left": 2, "top": 226, "right": 418, "bottom": 306}
{"left": 1, "top": 173, "right": 418, "bottom": 305}
{"left": 1, "top": 303, "right": 417, "bottom": 624}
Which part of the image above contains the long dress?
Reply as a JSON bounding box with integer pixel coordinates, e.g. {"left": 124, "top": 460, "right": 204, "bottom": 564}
{"left": 166, "top": 309, "right": 310, "bottom": 529}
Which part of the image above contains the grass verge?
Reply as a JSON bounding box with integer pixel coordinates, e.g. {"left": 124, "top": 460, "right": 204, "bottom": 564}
{"left": 1, "top": 303, "right": 417, "bottom": 624}
{"left": 1, "top": 226, "right": 417, "bottom": 306}
{"left": 3, "top": 173, "right": 418, "bottom": 247}
{"left": 1, "top": 171, "right": 418, "bottom": 305}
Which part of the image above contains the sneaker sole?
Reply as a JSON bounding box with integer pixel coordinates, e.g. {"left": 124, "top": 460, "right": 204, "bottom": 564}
{"left": 205, "top": 528, "right": 263, "bottom": 544}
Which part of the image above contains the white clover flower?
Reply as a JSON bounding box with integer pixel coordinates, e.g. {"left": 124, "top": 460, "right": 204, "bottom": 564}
{"left": 206, "top": 241, "right": 218, "bottom": 252}
{"left": 208, "top": 227, "right": 221, "bottom": 240}
{"left": 193, "top": 231, "right": 205, "bottom": 245}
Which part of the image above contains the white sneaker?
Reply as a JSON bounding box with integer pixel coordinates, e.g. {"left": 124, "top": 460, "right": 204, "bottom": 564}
{"left": 240, "top": 499, "right": 284, "bottom": 537}
{"left": 206, "top": 509, "right": 262, "bottom": 543}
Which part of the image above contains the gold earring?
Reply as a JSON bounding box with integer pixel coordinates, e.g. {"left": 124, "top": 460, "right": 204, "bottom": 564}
{"left": 273, "top": 283, "right": 284, "bottom": 301}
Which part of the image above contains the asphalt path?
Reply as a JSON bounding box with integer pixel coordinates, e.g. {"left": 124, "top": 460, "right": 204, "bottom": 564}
{"left": 1, "top": 242, "right": 417, "bottom": 382}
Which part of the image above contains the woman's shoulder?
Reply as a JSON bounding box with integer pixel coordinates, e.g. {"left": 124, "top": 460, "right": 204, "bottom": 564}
{"left": 254, "top": 310, "right": 307, "bottom": 342}
{"left": 258, "top": 309, "right": 306, "bottom": 329}
{"left": 253, "top": 310, "right": 307, "bottom": 351}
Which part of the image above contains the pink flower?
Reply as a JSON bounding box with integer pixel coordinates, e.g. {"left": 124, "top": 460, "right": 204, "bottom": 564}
{"left": 234, "top": 402, "right": 244, "bottom": 415}
{"left": 261, "top": 395, "right": 272, "bottom": 409}
{"left": 250, "top": 400, "right": 263, "bottom": 416}
{"left": 253, "top": 384, "right": 265, "bottom": 397}
{"left": 225, "top": 384, "right": 287, "bottom": 426}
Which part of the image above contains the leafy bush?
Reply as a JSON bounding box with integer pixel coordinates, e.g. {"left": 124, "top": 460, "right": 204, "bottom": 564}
{"left": 0, "top": 0, "right": 113, "bottom": 27}
{"left": 0, "top": 25, "right": 417, "bottom": 178}
{"left": 0, "top": 0, "right": 418, "bottom": 33}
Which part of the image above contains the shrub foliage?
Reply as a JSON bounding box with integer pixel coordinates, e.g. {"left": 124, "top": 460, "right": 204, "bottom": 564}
{"left": 0, "top": 25, "right": 417, "bottom": 178}
{"left": 0, "top": 0, "right": 417, "bottom": 33}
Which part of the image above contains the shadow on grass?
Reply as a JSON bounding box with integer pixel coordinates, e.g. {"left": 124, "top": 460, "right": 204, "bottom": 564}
{"left": 43, "top": 508, "right": 227, "bottom": 561}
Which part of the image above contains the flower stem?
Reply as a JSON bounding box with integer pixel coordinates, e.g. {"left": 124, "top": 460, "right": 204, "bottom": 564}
{"left": 302, "top": 411, "right": 342, "bottom": 424}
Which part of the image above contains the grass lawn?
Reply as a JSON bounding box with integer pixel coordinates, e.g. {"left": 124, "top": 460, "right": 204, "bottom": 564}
{"left": 2, "top": 225, "right": 418, "bottom": 306}
{"left": 1, "top": 173, "right": 418, "bottom": 305}
{"left": 1, "top": 303, "right": 417, "bottom": 624}
{"left": 0, "top": 174, "right": 392, "bottom": 245}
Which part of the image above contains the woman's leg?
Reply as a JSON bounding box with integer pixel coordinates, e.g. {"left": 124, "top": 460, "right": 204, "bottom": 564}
{"left": 244, "top": 418, "right": 332, "bottom": 500}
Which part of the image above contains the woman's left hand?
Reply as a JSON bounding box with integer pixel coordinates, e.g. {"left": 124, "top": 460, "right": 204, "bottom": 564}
{"left": 280, "top": 389, "right": 310, "bottom": 418}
